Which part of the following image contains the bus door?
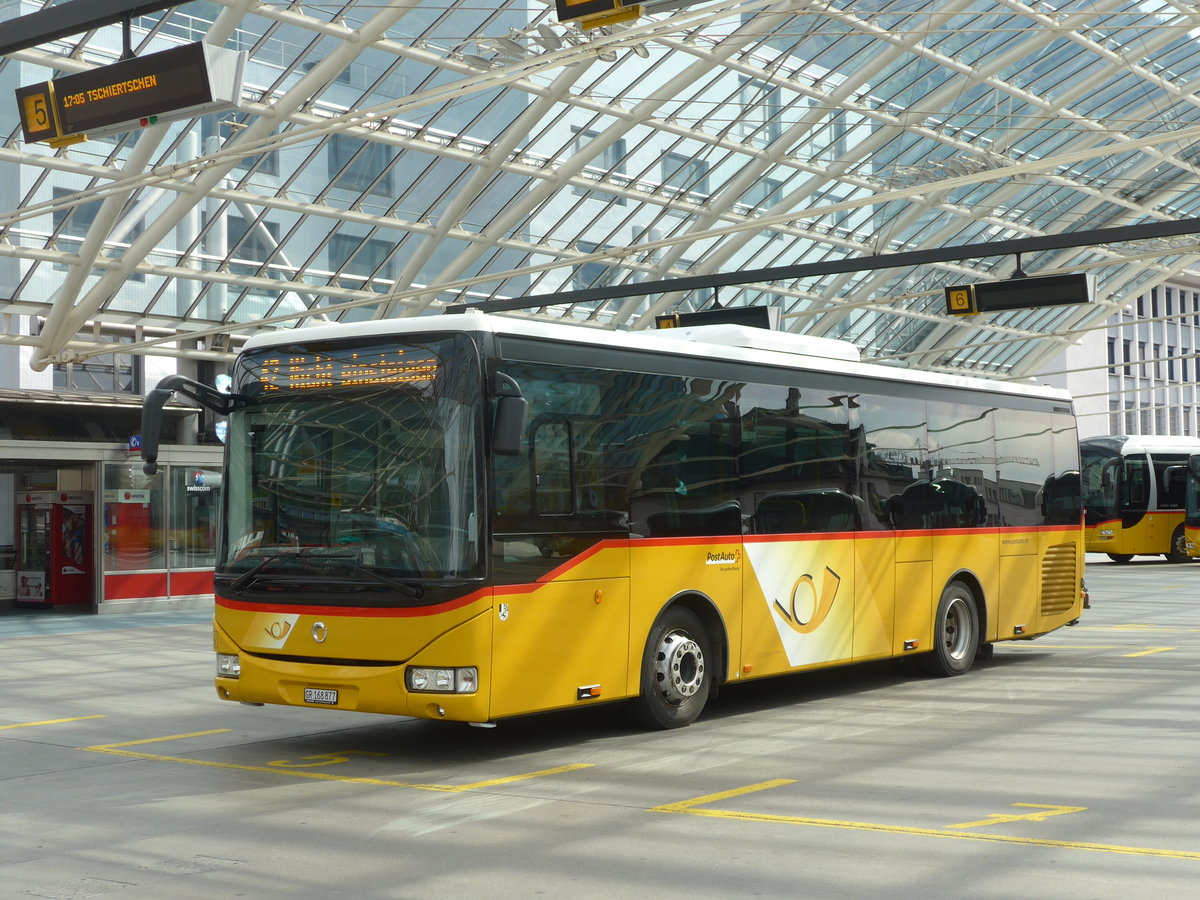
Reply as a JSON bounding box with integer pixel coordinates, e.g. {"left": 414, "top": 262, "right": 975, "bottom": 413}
{"left": 1119, "top": 454, "right": 1154, "bottom": 546}
{"left": 490, "top": 414, "right": 632, "bottom": 718}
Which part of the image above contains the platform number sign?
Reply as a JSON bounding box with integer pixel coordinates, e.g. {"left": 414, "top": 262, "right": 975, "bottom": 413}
{"left": 15, "top": 82, "right": 59, "bottom": 144}
{"left": 945, "top": 284, "right": 978, "bottom": 317}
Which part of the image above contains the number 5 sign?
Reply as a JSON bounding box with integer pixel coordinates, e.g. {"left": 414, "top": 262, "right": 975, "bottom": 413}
{"left": 14, "top": 81, "right": 61, "bottom": 144}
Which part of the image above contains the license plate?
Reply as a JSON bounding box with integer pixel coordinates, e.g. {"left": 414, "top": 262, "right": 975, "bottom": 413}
{"left": 304, "top": 688, "right": 338, "bottom": 705}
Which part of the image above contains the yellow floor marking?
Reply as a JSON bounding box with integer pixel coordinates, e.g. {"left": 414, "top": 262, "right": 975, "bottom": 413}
{"left": 1001, "top": 644, "right": 1118, "bottom": 650}
{"left": 1123, "top": 647, "right": 1175, "bottom": 657}
{"left": 0, "top": 715, "right": 106, "bottom": 730}
{"left": 80, "top": 730, "right": 590, "bottom": 792}
{"left": 651, "top": 779, "right": 797, "bottom": 813}
{"left": 87, "top": 729, "right": 231, "bottom": 749}
{"left": 947, "top": 803, "right": 1087, "bottom": 829}
{"left": 267, "top": 750, "right": 390, "bottom": 768}
{"left": 653, "top": 781, "right": 1200, "bottom": 862}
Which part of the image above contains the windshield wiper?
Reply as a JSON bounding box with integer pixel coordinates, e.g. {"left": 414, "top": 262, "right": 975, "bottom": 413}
{"left": 228, "top": 547, "right": 423, "bottom": 598}
{"left": 337, "top": 559, "right": 424, "bottom": 598}
{"left": 229, "top": 549, "right": 309, "bottom": 595}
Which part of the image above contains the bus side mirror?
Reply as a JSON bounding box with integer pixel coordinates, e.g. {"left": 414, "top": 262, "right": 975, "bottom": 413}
{"left": 492, "top": 373, "right": 527, "bottom": 457}
{"left": 140, "top": 374, "right": 244, "bottom": 475}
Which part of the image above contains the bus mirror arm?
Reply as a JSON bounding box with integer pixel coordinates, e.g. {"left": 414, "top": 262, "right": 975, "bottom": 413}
{"left": 492, "top": 373, "right": 527, "bottom": 457}
{"left": 140, "top": 374, "right": 246, "bottom": 476}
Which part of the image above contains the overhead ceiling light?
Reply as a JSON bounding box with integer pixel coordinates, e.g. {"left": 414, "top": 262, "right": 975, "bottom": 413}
{"left": 533, "top": 25, "right": 562, "bottom": 51}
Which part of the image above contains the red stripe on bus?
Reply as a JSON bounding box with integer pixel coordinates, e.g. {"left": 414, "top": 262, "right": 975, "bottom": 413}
{"left": 217, "top": 524, "right": 1081, "bottom": 615}
{"left": 215, "top": 589, "right": 491, "bottom": 618}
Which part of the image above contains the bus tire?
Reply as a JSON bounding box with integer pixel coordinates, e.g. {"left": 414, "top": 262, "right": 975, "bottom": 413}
{"left": 633, "top": 606, "right": 711, "bottom": 729}
{"left": 1166, "top": 526, "right": 1192, "bottom": 563}
{"left": 920, "top": 580, "right": 979, "bottom": 677}
{"left": 1107, "top": 553, "right": 1133, "bottom": 564}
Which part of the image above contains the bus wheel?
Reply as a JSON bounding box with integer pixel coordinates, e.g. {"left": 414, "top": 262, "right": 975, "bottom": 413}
{"left": 1107, "top": 553, "right": 1133, "bottom": 564}
{"left": 1166, "top": 527, "right": 1192, "bottom": 563}
{"left": 633, "top": 607, "right": 711, "bottom": 729}
{"left": 920, "top": 580, "right": 979, "bottom": 677}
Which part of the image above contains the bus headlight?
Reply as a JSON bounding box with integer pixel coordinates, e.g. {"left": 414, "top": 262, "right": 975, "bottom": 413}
{"left": 216, "top": 653, "right": 241, "bottom": 678}
{"left": 406, "top": 666, "right": 477, "bottom": 694}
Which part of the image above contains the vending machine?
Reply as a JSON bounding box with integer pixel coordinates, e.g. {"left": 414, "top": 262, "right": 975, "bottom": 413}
{"left": 14, "top": 491, "right": 94, "bottom": 607}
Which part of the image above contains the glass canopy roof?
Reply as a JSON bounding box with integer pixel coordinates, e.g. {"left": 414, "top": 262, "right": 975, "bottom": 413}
{"left": 4, "top": 0, "right": 1200, "bottom": 379}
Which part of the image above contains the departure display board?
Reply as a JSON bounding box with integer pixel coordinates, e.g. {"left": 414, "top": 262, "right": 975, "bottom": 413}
{"left": 945, "top": 273, "right": 1091, "bottom": 317}
{"left": 257, "top": 349, "right": 443, "bottom": 392}
{"left": 16, "top": 42, "right": 245, "bottom": 145}
{"left": 54, "top": 42, "right": 212, "bottom": 137}
{"left": 555, "top": 0, "right": 642, "bottom": 29}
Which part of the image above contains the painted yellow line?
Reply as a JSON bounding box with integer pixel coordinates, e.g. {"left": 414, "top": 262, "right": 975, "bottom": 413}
{"left": 1123, "top": 647, "right": 1175, "bottom": 658}
{"left": 653, "top": 781, "right": 1200, "bottom": 862}
{"left": 947, "top": 803, "right": 1087, "bottom": 830}
{"left": 80, "top": 730, "right": 590, "bottom": 792}
{"left": 651, "top": 779, "right": 797, "bottom": 813}
{"left": 441, "top": 764, "right": 593, "bottom": 792}
{"left": 1001, "top": 644, "right": 1118, "bottom": 650}
{"left": 86, "top": 729, "right": 231, "bottom": 749}
{"left": 0, "top": 714, "right": 106, "bottom": 730}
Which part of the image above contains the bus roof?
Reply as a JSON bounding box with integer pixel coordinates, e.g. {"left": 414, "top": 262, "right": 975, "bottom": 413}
{"left": 1081, "top": 435, "right": 1200, "bottom": 454}
{"left": 242, "top": 311, "right": 1073, "bottom": 405}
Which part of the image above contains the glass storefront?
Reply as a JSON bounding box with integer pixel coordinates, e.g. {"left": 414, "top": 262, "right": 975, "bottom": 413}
{"left": 104, "top": 463, "right": 164, "bottom": 571}
{"left": 169, "top": 465, "right": 221, "bottom": 568}
{"left": 100, "top": 457, "right": 223, "bottom": 607}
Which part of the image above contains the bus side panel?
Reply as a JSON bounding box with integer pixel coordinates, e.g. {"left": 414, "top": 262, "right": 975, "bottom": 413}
{"left": 490, "top": 577, "right": 630, "bottom": 719}
{"left": 627, "top": 538, "right": 744, "bottom": 692}
{"left": 852, "top": 533, "right": 895, "bottom": 662}
{"left": 1037, "top": 528, "right": 1084, "bottom": 632}
{"left": 997, "top": 528, "right": 1039, "bottom": 641}
{"left": 997, "top": 553, "right": 1039, "bottom": 640}
{"left": 1151, "top": 510, "right": 1184, "bottom": 555}
{"left": 1089, "top": 511, "right": 1181, "bottom": 556}
{"left": 893, "top": 532, "right": 932, "bottom": 655}
{"left": 893, "top": 560, "right": 932, "bottom": 655}
{"left": 740, "top": 535, "right": 855, "bottom": 678}
{"left": 929, "top": 532, "right": 999, "bottom": 639}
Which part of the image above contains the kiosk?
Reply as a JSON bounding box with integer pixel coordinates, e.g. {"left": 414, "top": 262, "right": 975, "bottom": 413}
{"left": 14, "top": 491, "right": 94, "bottom": 607}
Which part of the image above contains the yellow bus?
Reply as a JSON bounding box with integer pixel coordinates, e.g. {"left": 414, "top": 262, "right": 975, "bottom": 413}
{"left": 1080, "top": 435, "right": 1200, "bottom": 563}
{"left": 142, "top": 312, "right": 1085, "bottom": 728}
{"left": 1184, "top": 454, "right": 1200, "bottom": 558}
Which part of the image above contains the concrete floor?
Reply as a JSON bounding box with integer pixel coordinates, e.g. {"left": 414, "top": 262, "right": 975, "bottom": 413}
{"left": 2, "top": 556, "right": 1198, "bottom": 898}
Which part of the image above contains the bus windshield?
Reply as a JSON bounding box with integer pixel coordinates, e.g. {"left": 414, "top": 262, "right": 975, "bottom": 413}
{"left": 1080, "top": 440, "right": 1120, "bottom": 523}
{"left": 219, "top": 335, "right": 483, "bottom": 597}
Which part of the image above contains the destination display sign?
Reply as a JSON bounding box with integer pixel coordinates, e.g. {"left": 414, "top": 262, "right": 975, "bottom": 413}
{"left": 16, "top": 42, "right": 245, "bottom": 145}
{"left": 257, "top": 349, "right": 443, "bottom": 392}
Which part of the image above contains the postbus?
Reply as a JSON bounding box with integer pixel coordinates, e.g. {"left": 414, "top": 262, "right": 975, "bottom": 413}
{"left": 1183, "top": 453, "right": 1200, "bottom": 558}
{"left": 1079, "top": 435, "right": 1200, "bottom": 563}
{"left": 141, "top": 312, "right": 1085, "bottom": 728}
